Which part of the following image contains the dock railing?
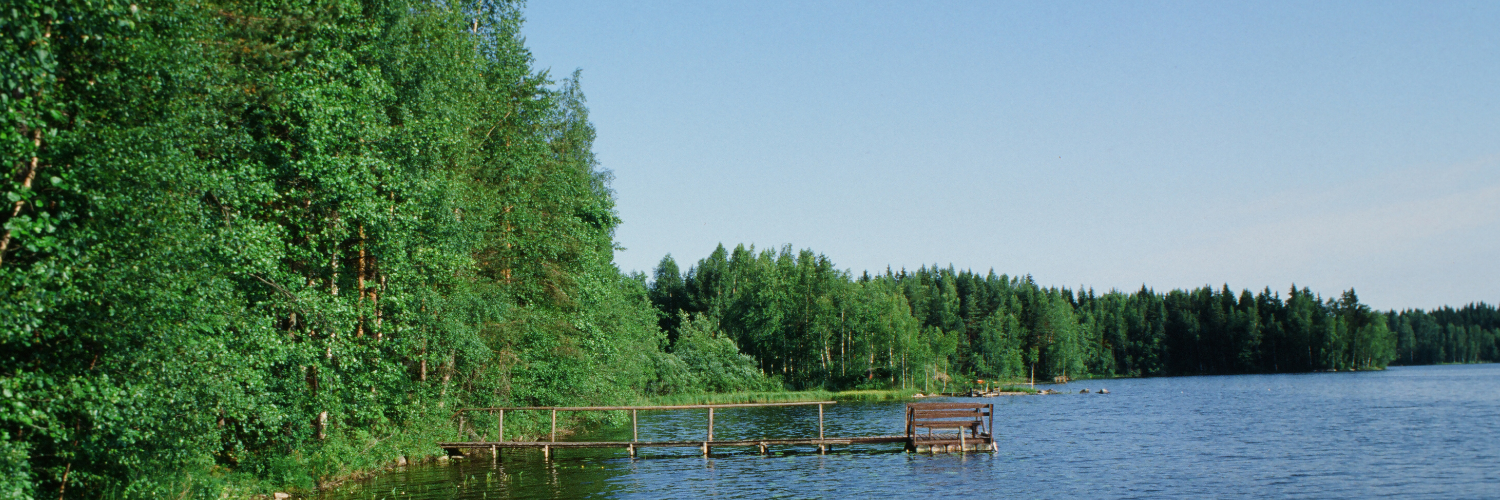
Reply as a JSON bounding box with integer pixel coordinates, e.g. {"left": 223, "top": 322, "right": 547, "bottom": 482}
{"left": 445, "top": 401, "right": 885, "bottom": 459}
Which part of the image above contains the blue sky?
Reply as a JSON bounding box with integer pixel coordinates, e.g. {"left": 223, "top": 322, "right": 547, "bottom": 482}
{"left": 519, "top": 1, "right": 1500, "bottom": 311}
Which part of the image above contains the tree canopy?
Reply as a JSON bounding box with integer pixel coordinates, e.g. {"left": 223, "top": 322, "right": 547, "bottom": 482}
{"left": 647, "top": 244, "right": 1463, "bottom": 392}
{"left": 2, "top": 1, "right": 666, "bottom": 496}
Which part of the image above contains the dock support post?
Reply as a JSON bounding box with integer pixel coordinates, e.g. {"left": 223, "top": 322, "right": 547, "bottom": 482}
{"left": 987, "top": 403, "right": 994, "bottom": 451}
{"left": 818, "top": 403, "right": 825, "bottom": 454}
{"left": 705, "top": 408, "right": 714, "bottom": 457}
{"left": 491, "top": 444, "right": 497, "bottom": 465}
{"left": 959, "top": 429, "right": 966, "bottom": 454}
{"left": 550, "top": 409, "right": 557, "bottom": 442}
{"left": 628, "top": 443, "right": 635, "bottom": 458}
{"left": 543, "top": 445, "right": 549, "bottom": 460}
{"left": 759, "top": 442, "right": 767, "bottom": 455}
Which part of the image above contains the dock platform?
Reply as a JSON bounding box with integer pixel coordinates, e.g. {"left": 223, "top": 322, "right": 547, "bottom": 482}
{"left": 439, "top": 401, "right": 995, "bottom": 460}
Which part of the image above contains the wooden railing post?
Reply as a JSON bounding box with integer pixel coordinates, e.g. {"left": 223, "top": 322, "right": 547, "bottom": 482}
{"left": 817, "top": 403, "right": 825, "bottom": 454}
{"left": 631, "top": 409, "right": 638, "bottom": 442}
{"left": 498, "top": 409, "right": 504, "bottom": 442}
{"left": 550, "top": 409, "right": 557, "bottom": 442}
{"left": 705, "top": 407, "right": 714, "bottom": 457}
{"left": 988, "top": 403, "right": 996, "bottom": 451}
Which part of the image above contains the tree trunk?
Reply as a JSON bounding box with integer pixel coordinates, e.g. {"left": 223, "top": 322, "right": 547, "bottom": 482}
{"left": 0, "top": 129, "right": 42, "bottom": 266}
{"left": 357, "top": 223, "right": 366, "bottom": 337}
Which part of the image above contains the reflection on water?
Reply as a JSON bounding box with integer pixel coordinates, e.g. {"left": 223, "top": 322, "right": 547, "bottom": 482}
{"left": 320, "top": 364, "right": 1500, "bottom": 499}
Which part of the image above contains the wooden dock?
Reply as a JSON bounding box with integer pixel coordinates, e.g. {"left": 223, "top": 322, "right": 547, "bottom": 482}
{"left": 439, "top": 401, "right": 995, "bottom": 459}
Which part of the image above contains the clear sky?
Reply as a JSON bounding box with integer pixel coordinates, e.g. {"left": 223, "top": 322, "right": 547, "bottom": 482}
{"left": 519, "top": 1, "right": 1500, "bottom": 311}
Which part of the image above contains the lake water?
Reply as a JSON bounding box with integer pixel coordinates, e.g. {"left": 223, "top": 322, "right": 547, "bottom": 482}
{"left": 318, "top": 364, "right": 1500, "bottom": 499}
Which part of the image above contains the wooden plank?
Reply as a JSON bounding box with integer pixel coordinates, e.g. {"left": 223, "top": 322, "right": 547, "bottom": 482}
{"left": 912, "top": 437, "right": 979, "bottom": 442}
{"left": 911, "top": 438, "right": 992, "bottom": 444}
{"left": 455, "top": 401, "right": 838, "bottom": 413}
{"left": 447, "top": 440, "right": 842, "bottom": 449}
{"left": 910, "top": 420, "right": 981, "bottom": 428}
{"left": 439, "top": 436, "right": 909, "bottom": 449}
{"left": 911, "top": 410, "right": 983, "bottom": 419}
{"left": 906, "top": 403, "right": 990, "bottom": 410}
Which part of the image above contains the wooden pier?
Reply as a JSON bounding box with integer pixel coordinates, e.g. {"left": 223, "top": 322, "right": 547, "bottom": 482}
{"left": 439, "top": 400, "right": 995, "bottom": 459}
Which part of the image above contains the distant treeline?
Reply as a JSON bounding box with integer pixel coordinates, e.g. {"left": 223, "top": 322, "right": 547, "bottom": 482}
{"left": 649, "top": 245, "right": 1499, "bottom": 391}
{"left": 1388, "top": 305, "right": 1500, "bottom": 366}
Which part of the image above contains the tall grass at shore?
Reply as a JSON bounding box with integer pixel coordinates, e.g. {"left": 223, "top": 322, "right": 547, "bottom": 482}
{"left": 646, "top": 388, "right": 920, "bottom": 406}
{"left": 994, "top": 386, "right": 1041, "bottom": 394}
{"left": 831, "top": 389, "right": 922, "bottom": 401}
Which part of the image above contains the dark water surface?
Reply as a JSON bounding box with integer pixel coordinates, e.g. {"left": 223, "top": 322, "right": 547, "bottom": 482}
{"left": 318, "top": 364, "right": 1500, "bottom": 499}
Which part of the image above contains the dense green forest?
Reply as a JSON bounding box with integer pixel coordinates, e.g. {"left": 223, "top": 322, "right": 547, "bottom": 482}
{"left": 1387, "top": 305, "right": 1500, "bottom": 366}
{"left": 3, "top": 1, "right": 1496, "bottom": 498}
{"left": 0, "top": 0, "right": 726, "bottom": 497}
{"left": 648, "top": 245, "right": 1499, "bottom": 391}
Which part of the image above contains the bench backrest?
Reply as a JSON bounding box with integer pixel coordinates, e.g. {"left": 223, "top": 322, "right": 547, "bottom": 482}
{"left": 905, "top": 402, "right": 993, "bottom": 437}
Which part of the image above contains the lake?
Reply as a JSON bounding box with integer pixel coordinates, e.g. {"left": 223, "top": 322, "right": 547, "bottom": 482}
{"left": 318, "top": 364, "right": 1500, "bottom": 499}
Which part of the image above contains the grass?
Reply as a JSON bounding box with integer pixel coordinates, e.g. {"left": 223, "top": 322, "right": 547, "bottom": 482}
{"left": 830, "top": 388, "right": 922, "bottom": 401}
{"left": 645, "top": 388, "right": 921, "bottom": 406}
{"left": 994, "top": 385, "right": 1040, "bottom": 394}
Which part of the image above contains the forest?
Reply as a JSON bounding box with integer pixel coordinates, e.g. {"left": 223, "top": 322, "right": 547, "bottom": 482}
{"left": 1, "top": 0, "right": 1495, "bottom": 498}
{"left": 647, "top": 246, "right": 1499, "bottom": 392}
{"left": 2, "top": 0, "right": 678, "bottom": 496}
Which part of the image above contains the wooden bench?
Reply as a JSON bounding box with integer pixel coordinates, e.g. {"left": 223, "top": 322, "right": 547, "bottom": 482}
{"left": 905, "top": 402, "right": 994, "bottom": 451}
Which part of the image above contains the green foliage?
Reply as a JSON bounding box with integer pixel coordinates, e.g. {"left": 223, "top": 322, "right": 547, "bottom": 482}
{"left": 994, "top": 386, "right": 1040, "bottom": 394}
{"left": 0, "top": 0, "right": 668, "bottom": 496}
{"left": 670, "top": 313, "right": 776, "bottom": 393}
{"left": 1387, "top": 303, "right": 1499, "bottom": 365}
{"left": 651, "top": 246, "right": 1425, "bottom": 391}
